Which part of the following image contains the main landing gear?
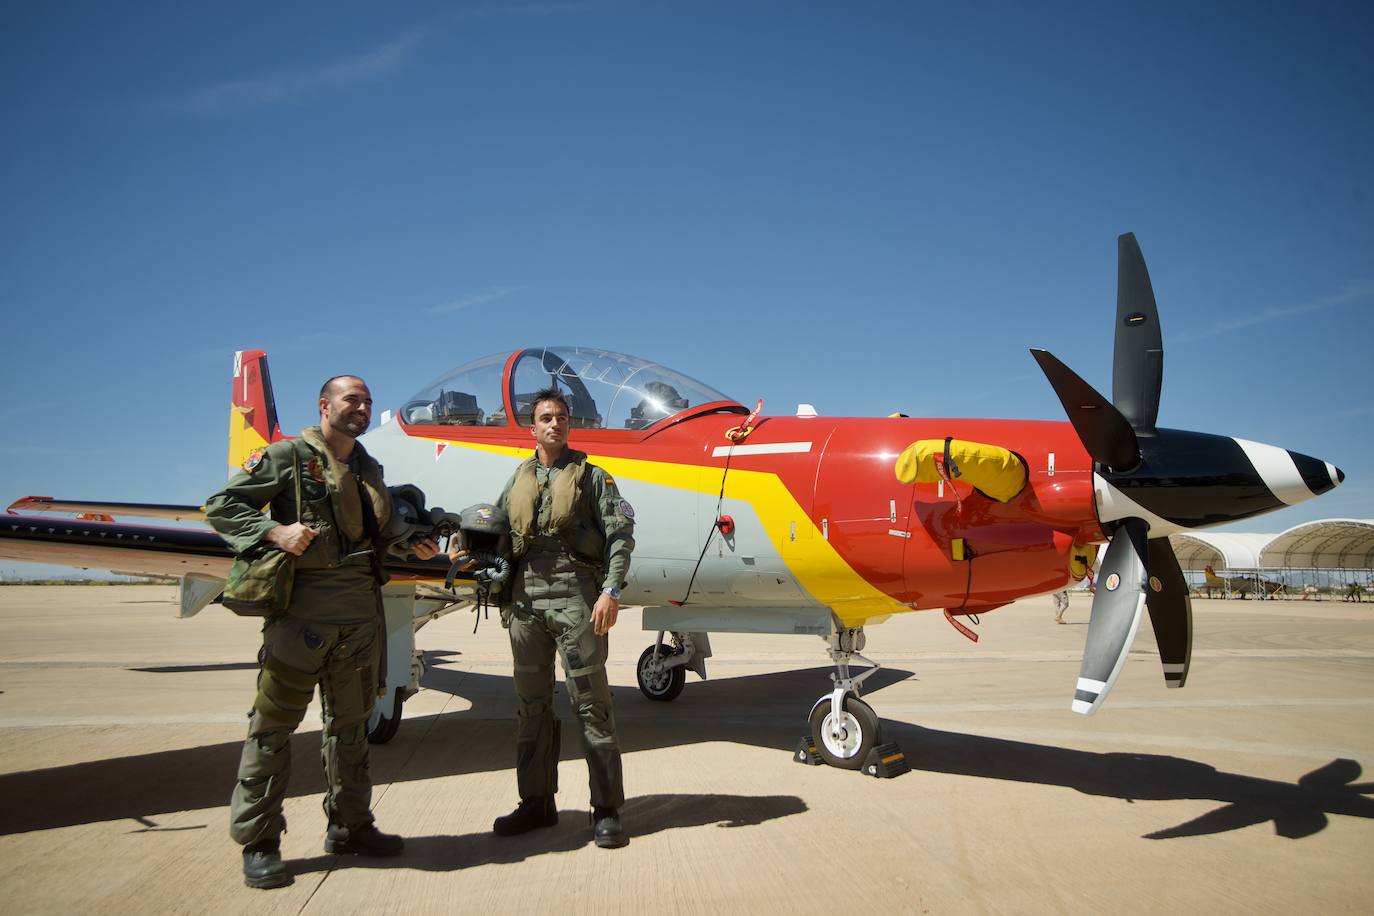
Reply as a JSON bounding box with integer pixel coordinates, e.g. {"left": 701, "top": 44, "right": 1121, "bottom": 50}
{"left": 636, "top": 631, "right": 709, "bottom": 702}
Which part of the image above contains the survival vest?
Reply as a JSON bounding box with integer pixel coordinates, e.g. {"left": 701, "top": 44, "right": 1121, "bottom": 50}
{"left": 507, "top": 450, "right": 605, "bottom": 566}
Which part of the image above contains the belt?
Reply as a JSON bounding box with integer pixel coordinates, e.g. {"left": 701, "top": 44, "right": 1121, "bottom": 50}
{"left": 526, "top": 535, "right": 566, "bottom": 553}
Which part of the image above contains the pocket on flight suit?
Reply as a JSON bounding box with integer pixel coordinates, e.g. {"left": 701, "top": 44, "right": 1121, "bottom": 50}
{"left": 255, "top": 617, "right": 327, "bottom": 725}
{"left": 554, "top": 598, "right": 610, "bottom": 704}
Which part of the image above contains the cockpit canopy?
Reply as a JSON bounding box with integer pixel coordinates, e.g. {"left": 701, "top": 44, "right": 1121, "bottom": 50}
{"left": 399, "top": 346, "right": 740, "bottom": 432}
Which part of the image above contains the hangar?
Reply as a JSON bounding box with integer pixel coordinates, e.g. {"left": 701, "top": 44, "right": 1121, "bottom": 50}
{"left": 1166, "top": 519, "right": 1374, "bottom": 599}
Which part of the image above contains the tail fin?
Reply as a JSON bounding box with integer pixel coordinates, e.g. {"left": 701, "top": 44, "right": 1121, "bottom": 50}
{"left": 227, "top": 349, "right": 283, "bottom": 474}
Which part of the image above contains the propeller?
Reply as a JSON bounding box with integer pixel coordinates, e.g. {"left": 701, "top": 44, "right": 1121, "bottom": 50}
{"left": 1073, "top": 517, "right": 1148, "bottom": 713}
{"left": 1112, "top": 233, "right": 1164, "bottom": 434}
{"left": 1034, "top": 232, "right": 1194, "bottom": 715}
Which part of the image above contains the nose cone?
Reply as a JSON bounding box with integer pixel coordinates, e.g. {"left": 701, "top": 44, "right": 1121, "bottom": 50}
{"left": 1235, "top": 439, "right": 1342, "bottom": 503}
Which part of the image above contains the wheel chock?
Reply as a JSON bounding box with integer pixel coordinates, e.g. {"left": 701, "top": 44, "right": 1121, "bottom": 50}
{"left": 793, "top": 736, "right": 825, "bottom": 766}
{"left": 862, "top": 742, "right": 909, "bottom": 778}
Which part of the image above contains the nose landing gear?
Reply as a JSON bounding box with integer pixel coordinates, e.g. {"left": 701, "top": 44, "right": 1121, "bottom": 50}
{"left": 797, "top": 627, "right": 908, "bottom": 777}
{"left": 808, "top": 692, "right": 879, "bottom": 768}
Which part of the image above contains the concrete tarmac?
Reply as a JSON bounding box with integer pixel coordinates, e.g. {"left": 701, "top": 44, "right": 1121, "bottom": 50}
{"left": 1, "top": 586, "right": 1372, "bottom": 914}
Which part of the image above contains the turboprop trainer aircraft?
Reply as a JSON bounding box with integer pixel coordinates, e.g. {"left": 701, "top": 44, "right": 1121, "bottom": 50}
{"left": 0, "top": 234, "right": 1344, "bottom": 769}
{"left": 1201, "top": 565, "right": 1285, "bottom": 599}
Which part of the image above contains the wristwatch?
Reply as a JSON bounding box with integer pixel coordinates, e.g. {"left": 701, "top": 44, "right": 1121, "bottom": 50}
{"left": 602, "top": 586, "right": 621, "bottom": 600}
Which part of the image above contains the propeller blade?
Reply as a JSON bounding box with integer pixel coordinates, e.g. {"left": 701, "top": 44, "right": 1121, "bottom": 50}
{"left": 1073, "top": 517, "right": 1149, "bottom": 715}
{"left": 1112, "top": 232, "right": 1163, "bottom": 433}
{"left": 1145, "top": 536, "right": 1192, "bottom": 688}
{"left": 1030, "top": 348, "right": 1141, "bottom": 472}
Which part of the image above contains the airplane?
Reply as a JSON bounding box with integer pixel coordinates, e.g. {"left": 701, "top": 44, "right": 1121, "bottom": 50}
{"left": 0, "top": 233, "right": 1345, "bottom": 771}
{"left": 1201, "top": 565, "right": 1285, "bottom": 599}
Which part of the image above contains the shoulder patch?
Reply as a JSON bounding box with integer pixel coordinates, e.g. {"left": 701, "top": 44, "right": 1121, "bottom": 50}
{"left": 618, "top": 498, "right": 635, "bottom": 520}
{"left": 242, "top": 448, "right": 266, "bottom": 473}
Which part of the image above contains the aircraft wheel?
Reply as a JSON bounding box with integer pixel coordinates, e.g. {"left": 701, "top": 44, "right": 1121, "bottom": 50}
{"left": 636, "top": 645, "right": 686, "bottom": 702}
{"left": 808, "top": 694, "right": 880, "bottom": 769}
{"left": 367, "top": 687, "right": 404, "bottom": 744}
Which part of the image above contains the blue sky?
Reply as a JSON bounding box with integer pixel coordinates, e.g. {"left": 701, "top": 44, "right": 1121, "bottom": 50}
{"left": 2, "top": 1, "right": 1371, "bottom": 576}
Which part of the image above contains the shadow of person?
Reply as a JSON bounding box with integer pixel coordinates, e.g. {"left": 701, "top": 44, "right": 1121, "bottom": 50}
{"left": 286, "top": 792, "right": 808, "bottom": 876}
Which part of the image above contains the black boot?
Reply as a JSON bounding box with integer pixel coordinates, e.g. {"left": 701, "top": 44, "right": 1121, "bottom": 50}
{"left": 242, "top": 838, "right": 292, "bottom": 889}
{"left": 591, "top": 806, "right": 627, "bottom": 849}
{"left": 324, "top": 822, "right": 405, "bottom": 857}
{"left": 493, "top": 797, "right": 558, "bottom": 836}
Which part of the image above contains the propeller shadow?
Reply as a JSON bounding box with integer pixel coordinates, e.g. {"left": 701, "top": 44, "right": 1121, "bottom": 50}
{"left": 882, "top": 720, "right": 1374, "bottom": 839}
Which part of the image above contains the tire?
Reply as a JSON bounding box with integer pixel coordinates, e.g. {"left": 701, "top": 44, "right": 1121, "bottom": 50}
{"left": 636, "top": 644, "right": 687, "bottom": 702}
{"left": 808, "top": 694, "right": 880, "bottom": 769}
{"left": 367, "top": 687, "right": 403, "bottom": 744}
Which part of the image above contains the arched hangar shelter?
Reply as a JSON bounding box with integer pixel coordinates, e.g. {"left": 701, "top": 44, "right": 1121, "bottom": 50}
{"left": 1166, "top": 519, "right": 1374, "bottom": 598}
{"left": 1260, "top": 519, "right": 1374, "bottom": 569}
{"left": 1167, "top": 532, "right": 1270, "bottom": 571}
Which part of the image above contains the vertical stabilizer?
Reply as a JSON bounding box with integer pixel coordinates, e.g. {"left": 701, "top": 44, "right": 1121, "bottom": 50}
{"left": 227, "top": 350, "right": 283, "bottom": 474}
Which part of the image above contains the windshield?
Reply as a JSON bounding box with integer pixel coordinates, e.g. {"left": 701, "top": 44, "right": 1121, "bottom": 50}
{"left": 400, "top": 346, "right": 738, "bottom": 431}
{"left": 399, "top": 351, "right": 509, "bottom": 427}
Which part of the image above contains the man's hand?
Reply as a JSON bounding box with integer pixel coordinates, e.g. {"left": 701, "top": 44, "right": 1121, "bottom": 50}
{"left": 411, "top": 537, "right": 440, "bottom": 561}
{"left": 591, "top": 591, "right": 620, "bottom": 636}
{"left": 264, "top": 522, "right": 316, "bottom": 557}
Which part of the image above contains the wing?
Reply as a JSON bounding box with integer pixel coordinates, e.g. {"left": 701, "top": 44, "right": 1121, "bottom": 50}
{"left": 1, "top": 512, "right": 230, "bottom": 578}
{"left": 2, "top": 509, "right": 458, "bottom": 581}
{"left": 8, "top": 496, "right": 206, "bottom": 522}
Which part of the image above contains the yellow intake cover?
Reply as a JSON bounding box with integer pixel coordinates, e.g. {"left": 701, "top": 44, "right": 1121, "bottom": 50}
{"left": 894, "top": 439, "right": 1028, "bottom": 503}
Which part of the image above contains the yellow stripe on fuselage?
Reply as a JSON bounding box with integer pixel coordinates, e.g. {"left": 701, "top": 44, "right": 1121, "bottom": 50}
{"left": 433, "top": 439, "right": 906, "bottom": 626}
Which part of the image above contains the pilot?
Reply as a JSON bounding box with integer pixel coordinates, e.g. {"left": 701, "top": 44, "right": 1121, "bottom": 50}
{"left": 458, "top": 386, "right": 635, "bottom": 848}
{"left": 205, "top": 375, "right": 439, "bottom": 889}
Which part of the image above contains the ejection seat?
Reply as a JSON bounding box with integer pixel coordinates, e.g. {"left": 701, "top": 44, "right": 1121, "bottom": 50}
{"left": 625, "top": 382, "right": 689, "bottom": 430}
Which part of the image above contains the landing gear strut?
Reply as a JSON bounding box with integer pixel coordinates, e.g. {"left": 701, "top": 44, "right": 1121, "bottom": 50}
{"left": 806, "top": 628, "right": 881, "bottom": 768}
{"left": 799, "top": 626, "right": 908, "bottom": 777}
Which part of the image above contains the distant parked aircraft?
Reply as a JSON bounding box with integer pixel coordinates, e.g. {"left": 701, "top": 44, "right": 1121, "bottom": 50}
{"left": 1201, "top": 565, "right": 1284, "bottom": 599}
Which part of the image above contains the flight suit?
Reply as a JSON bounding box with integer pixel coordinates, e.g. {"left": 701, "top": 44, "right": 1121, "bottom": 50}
{"left": 496, "top": 448, "right": 635, "bottom": 809}
{"left": 205, "top": 426, "right": 394, "bottom": 846}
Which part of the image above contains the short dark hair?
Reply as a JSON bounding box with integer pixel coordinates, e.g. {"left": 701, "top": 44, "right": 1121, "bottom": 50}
{"left": 320, "top": 375, "right": 365, "bottom": 400}
{"left": 529, "top": 386, "right": 569, "bottom": 417}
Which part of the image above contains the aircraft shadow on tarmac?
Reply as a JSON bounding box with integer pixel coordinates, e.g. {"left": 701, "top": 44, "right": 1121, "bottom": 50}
{"left": 2, "top": 660, "right": 1370, "bottom": 841}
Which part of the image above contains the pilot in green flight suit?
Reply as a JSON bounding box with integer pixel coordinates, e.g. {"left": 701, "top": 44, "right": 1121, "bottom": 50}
{"left": 205, "top": 375, "right": 438, "bottom": 889}
{"left": 478, "top": 386, "right": 635, "bottom": 848}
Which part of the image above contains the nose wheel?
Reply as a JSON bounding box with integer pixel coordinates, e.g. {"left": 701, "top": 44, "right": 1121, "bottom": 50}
{"left": 807, "top": 692, "right": 879, "bottom": 769}
{"left": 794, "top": 625, "right": 908, "bottom": 777}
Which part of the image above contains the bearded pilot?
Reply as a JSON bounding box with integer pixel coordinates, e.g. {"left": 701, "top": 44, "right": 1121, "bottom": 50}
{"left": 206, "top": 375, "right": 438, "bottom": 889}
